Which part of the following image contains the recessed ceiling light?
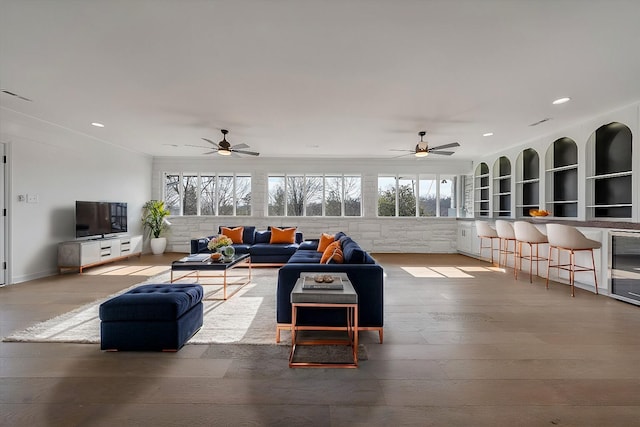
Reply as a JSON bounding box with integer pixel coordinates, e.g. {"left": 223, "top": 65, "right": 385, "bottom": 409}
{"left": 483, "top": 132, "right": 494, "bottom": 137}
{"left": 552, "top": 97, "right": 571, "bottom": 105}
{"left": 91, "top": 122, "right": 105, "bottom": 128}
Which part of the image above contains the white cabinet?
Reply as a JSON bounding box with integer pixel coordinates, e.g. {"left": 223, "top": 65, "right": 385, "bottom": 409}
{"left": 457, "top": 222, "right": 479, "bottom": 255}
{"left": 58, "top": 235, "right": 142, "bottom": 273}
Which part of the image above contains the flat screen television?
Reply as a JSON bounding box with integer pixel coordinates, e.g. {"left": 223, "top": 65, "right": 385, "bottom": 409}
{"left": 75, "top": 201, "right": 128, "bottom": 238}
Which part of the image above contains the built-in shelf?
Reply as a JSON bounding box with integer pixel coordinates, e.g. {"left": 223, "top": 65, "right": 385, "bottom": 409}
{"left": 586, "top": 171, "right": 632, "bottom": 180}
{"left": 474, "top": 162, "right": 490, "bottom": 217}
{"left": 515, "top": 178, "right": 540, "bottom": 185}
{"left": 516, "top": 148, "right": 539, "bottom": 217}
{"left": 493, "top": 156, "right": 511, "bottom": 218}
{"left": 546, "top": 164, "right": 578, "bottom": 173}
{"left": 545, "top": 137, "right": 578, "bottom": 218}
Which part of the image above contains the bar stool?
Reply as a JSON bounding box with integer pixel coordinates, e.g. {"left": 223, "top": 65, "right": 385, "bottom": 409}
{"left": 495, "top": 220, "right": 517, "bottom": 269}
{"left": 513, "top": 221, "right": 548, "bottom": 282}
{"left": 545, "top": 223, "right": 601, "bottom": 297}
{"left": 475, "top": 220, "right": 499, "bottom": 264}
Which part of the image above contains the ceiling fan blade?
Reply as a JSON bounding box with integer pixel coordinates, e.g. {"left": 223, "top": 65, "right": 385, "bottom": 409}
{"left": 201, "top": 138, "right": 218, "bottom": 146}
{"left": 231, "top": 143, "right": 249, "bottom": 150}
{"left": 232, "top": 149, "right": 260, "bottom": 156}
{"left": 203, "top": 150, "right": 219, "bottom": 155}
{"left": 389, "top": 149, "right": 414, "bottom": 153}
{"left": 428, "top": 150, "right": 455, "bottom": 156}
{"left": 186, "top": 144, "right": 210, "bottom": 149}
{"left": 428, "top": 142, "right": 460, "bottom": 151}
{"left": 392, "top": 153, "right": 413, "bottom": 158}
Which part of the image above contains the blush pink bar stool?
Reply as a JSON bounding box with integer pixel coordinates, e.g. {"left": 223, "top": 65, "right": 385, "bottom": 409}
{"left": 475, "top": 220, "right": 499, "bottom": 265}
{"left": 495, "top": 220, "right": 517, "bottom": 270}
{"left": 513, "top": 221, "right": 548, "bottom": 282}
{"left": 545, "top": 223, "right": 601, "bottom": 297}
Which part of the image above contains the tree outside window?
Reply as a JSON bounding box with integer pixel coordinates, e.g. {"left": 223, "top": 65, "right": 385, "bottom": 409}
{"left": 268, "top": 176, "right": 285, "bottom": 216}
{"left": 305, "top": 175, "right": 323, "bottom": 216}
{"left": 325, "top": 176, "right": 343, "bottom": 216}
{"left": 377, "top": 176, "right": 397, "bottom": 216}
{"left": 182, "top": 174, "right": 198, "bottom": 216}
{"left": 344, "top": 175, "right": 362, "bottom": 216}
{"left": 398, "top": 176, "right": 417, "bottom": 216}
{"left": 419, "top": 175, "right": 437, "bottom": 217}
{"left": 164, "top": 173, "right": 251, "bottom": 216}
{"left": 200, "top": 175, "right": 216, "bottom": 215}
{"left": 235, "top": 175, "right": 251, "bottom": 216}
{"left": 165, "top": 174, "right": 181, "bottom": 215}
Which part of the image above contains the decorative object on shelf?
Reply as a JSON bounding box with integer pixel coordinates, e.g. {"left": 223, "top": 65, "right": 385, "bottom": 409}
{"left": 210, "top": 252, "right": 222, "bottom": 261}
{"left": 142, "top": 200, "right": 172, "bottom": 255}
{"left": 529, "top": 209, "right": 550, "bottom": 217}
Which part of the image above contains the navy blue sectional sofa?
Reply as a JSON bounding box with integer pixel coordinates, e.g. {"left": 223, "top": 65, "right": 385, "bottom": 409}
{"left": 190, "top": 226, "right": 304, "bottom": 264}
{"left": 276, "top": 232, "right": 384, "bottom": 343}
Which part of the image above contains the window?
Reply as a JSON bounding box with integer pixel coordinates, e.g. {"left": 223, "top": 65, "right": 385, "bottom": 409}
{"left": 379, "top": 174, "right": 455, "bottom": 217}
{"left": 267, "top": 174, "right": 362, "bottom": 216}
{"left": 268, "top": 175, "right": 285, "bottom": 216}
{"left": 439, "top": 176, "right": 454, "bottom": 217}
{"left": 182, "top": 174, "right": 198, "bottom": 216}
{"left": 164, "top": 174, "right": 181, "bottom": 215}
{"left": 377, "top": 175, "right": 397, "bottom": 216}
{"left": 305, "top": 175, "right": 323, "bottom": 216}
{"left": 344, "top": 175, "right": 362, "bottom": 216}
{"left": 164, "top": 172, "right": 252, "bottom": 216}
{"left": 418, "top": 175, "right": 436, "bottom": 217}
{"left": 398, "top": 176, "right": 417, "bottom": 217}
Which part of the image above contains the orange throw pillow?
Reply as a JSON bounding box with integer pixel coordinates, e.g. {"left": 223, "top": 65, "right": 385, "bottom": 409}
{"left": 221, "top": 226, "right": 244, "bottom": 244}
{"left": 317, "top": 233, "right": 335, "bottom": 253}
{"left": 270, "top": 226, "right": 296, "bottom": 244}
{"left": 326, "top": 247, "right": 344, "bottom": 264}
{"left": 320, "top": 241, "right": 341, "bottom": 264}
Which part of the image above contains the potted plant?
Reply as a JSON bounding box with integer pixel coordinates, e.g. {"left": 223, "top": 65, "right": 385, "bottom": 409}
{"left": 142, "top": 200, "right": 171, "bottom": 254}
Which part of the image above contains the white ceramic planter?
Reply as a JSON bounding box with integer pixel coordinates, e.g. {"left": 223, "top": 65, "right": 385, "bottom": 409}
{"left": 150, "top": 237, "right": 167, "bottom": 255}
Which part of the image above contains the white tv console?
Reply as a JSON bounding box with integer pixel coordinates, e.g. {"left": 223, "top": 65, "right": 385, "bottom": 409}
{"left": 58, "top": 235, "right": 143, "bottom": 273}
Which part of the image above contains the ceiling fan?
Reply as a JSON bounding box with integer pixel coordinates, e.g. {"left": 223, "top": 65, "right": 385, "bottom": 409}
{"left": 188, "top": 129, "right": 260, "bottom": 157}
{"left": 391, "top": 131, "right": 460, "bottom": 158}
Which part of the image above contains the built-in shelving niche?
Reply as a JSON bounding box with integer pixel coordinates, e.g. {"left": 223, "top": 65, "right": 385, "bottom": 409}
{"left": 474, "top": 162, "right": 490, "bottom": 217}
{"left": 492, "top": 156, "right": 511, "bottom": 217}
{"left": 516, "top": 148, "right": 540, "bottom": 217}
{"left": 545, "top": 137, "right": 578, "bottom": 217}
{"left": 586, "top": 122, "right": 633, "bottom": 219}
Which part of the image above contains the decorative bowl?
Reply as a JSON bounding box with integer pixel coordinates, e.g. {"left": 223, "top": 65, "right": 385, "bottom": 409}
{"left": 210, "top": 252, "right": 222, "bottom": 261}
{"left": 529, "top": 209, "right": 550, "bottom": 217}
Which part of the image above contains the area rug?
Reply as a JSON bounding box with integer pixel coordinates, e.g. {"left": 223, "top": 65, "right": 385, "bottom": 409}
{"left": 2, "top": 269, "right": 281, "bottom": 345}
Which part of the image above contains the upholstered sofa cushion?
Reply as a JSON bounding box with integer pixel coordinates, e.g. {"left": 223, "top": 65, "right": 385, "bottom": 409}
{"left": 218, "top": 226, "right": 256, "bottom": 245}
{"left": 339, "top": 236, "right": 371, "bottom": 264}
{"left": 288, "top": 249, "right": 323, "bottom": 263}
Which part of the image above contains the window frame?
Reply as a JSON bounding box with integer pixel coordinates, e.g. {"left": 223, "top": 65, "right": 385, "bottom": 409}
{"left": 163, "top": 172, "right": 252, "bottom": 216}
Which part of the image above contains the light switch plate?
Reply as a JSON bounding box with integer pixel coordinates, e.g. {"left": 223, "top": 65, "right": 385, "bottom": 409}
{"left": 27, "top": 194, "right": 39, "bottom": 203}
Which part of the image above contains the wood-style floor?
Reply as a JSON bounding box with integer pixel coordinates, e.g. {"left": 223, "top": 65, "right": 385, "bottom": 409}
{"left": 2, "top": 253, "right": 640, "bottom": 426}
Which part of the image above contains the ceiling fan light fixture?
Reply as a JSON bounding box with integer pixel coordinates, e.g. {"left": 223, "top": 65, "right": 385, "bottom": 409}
{"left": 218, "top": 148, "right": 231, "bottom": 156}
{"left": 415, "top": 150, "right": 429, "bottom": 158}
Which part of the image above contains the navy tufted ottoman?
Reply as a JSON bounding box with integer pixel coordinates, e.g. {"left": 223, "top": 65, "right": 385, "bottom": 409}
{"left": 99, "top": 283, "right": 203, "bottom": 351}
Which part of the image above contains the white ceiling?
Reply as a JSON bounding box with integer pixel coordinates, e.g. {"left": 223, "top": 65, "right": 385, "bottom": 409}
{"left": 1, "top": 0, "right": 639, "bottom": 160}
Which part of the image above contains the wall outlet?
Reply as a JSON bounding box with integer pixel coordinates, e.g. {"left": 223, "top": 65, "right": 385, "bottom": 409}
{"left": 27, "top": 194, "right": 39, "bottom": 203}
{"left": 17, "top": 195, "right": 25, "bottom": 202}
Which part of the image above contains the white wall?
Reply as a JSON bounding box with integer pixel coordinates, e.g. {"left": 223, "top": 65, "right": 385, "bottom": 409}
{"left": 0, "top": 108, "right": 152, "bottom": 283}
{"left": 152, "top": 156, "right": 473, "bottom": 253}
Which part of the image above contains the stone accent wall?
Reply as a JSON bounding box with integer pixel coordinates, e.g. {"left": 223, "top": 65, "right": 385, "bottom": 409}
{"left": 164, "top": 216, "right": 458, "bottom": 254}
